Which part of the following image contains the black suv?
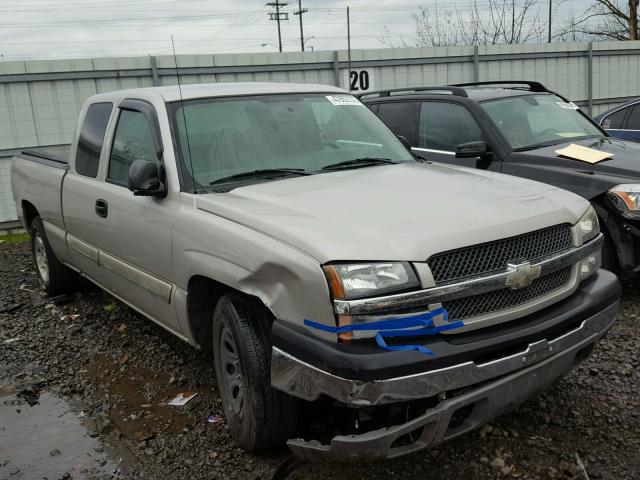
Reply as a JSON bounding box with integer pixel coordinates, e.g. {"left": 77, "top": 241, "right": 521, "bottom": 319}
{"left": 360, "top": 81, "right": 640, "bottom": 277}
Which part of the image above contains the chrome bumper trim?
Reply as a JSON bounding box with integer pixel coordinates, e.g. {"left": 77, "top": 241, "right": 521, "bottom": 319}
{"left": 333, "top": 234, "right": 603, "bottom": 316}
{"left": 271, "top": 301, "right": 617, "bottom": 406}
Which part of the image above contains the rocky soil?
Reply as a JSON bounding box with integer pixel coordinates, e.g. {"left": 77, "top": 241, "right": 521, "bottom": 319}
{"left": 1, "top": 240, "right": 639, "bottom": 480}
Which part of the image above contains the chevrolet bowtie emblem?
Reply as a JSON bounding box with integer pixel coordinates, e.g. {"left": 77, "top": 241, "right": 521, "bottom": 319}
{"left": 505, "top": 261, "right": 541, "bottom": 289}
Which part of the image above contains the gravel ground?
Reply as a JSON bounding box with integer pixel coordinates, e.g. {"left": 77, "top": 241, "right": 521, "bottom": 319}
{"left": 0, "top": 240, "right": 639, "bottom": 480}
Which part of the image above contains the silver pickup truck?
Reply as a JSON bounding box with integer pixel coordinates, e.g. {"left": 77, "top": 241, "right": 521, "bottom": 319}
{"left": 11, "top": 82, "right": 620, "bottom": 462}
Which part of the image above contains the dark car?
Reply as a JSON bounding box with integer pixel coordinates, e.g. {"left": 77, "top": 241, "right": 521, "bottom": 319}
{"left": 593, "top": 98, "right": 640, "bottom": 142}
{"left": 359, "top": 81, "right": 640, "bottom": 277}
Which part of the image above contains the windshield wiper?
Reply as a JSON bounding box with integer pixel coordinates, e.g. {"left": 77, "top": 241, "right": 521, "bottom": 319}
{"left": 321, "top": 157, "right": 399, "bottom": 171}
{"left": 209, "top": 168, "right": 311, "bottom": 186}
{"left": 513, "top": 135, "right": 605, "bottom": 152}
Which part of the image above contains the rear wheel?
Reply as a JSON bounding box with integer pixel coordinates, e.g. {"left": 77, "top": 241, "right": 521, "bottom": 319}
{"left": 30, "top": 216, "right": 79, "bottom": 295}
{"left": 212, "top": 293, "right": 299, "bottom": 452}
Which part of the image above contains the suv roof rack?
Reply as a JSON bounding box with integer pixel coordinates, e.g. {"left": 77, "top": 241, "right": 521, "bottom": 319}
{"left": 452, "top": 81, "right": 549, "bottom": 92}
{"left": 356, "top": 86, "right": 468, "bottom": 99}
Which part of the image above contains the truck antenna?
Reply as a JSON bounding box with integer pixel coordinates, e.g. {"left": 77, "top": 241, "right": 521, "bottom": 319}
{"left": 171, "top": 35, "right": 196, "bottom": 193}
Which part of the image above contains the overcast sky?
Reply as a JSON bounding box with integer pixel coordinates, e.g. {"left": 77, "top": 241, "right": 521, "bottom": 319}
{"left": 0, "top": 0, "right": 590, "bottom": 61}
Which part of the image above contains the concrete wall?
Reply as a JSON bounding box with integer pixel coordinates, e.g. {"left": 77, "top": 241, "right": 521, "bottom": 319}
{"left": 1, "top": 41, "right": 639, "bottom": 225}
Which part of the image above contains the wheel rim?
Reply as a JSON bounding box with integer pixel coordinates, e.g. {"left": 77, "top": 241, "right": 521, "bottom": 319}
{"left": 34, "top": 234, "right": 49, "bottom": 284}
{"left": 219, "top": 325, "right": 244, "bottom": 419}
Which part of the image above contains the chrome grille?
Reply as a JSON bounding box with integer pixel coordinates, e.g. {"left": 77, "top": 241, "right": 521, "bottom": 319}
{"left": 428, "top": 224, "right": 572, "bottom": 284}
{"left": 443, "top": 266, "right": 572, "bottom": 321}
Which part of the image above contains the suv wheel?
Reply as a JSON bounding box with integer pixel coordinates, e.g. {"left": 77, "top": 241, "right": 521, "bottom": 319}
{"left": 212, "top": 293, "right": 299, "bottom": 452}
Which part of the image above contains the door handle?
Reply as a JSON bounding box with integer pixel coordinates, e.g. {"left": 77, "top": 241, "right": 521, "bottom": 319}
{"left": 95, "top": 199, "right": 108, "bottom": 218}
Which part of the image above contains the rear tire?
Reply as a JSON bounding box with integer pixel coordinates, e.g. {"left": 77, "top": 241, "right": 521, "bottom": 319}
{"left": 212, "top": 293, "right": 299, "bottom": 452}
{"left": 30, "top": 216, "right": 79, "bottom": 295}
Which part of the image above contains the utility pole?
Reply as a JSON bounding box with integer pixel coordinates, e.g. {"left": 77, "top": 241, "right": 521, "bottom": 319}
{"left": 347, "top": 6, "right": 351, "bottom": 90}
{"left": 266, "top": 1, "right": 288, "bottom": 52}
{"left": 548, "top": 0, "right": 552, "bottom": 43}
{"left": 511, "top": 0, "right": 515, "bottom": 43}
{"left": 293, "top": 0, "right": 308, "bottom": 52}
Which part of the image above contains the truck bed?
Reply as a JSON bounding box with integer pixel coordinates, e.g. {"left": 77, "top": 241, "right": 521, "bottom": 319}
{"left": 19, "top": 145, "right": 70, "bottom": 169}
{"left": 11, "top": 145, "right": 70, "bottom": 233}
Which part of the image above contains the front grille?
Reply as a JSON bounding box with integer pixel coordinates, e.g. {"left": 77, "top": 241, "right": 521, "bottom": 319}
{"left": 443, "top": 266, "right": 572, "bottom": 321}
{"left": 428, "top": 224, "right": 572, "bottom": 284}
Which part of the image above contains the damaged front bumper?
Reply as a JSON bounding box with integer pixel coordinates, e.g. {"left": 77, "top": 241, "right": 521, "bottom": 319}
{"left": 271, "top": 270, "right": 620, "bottom": 462}
{"left": 286, "top": 318, "right": 613, "bottom": 462}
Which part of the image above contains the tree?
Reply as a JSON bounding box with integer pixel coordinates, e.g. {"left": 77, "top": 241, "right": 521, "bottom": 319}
{"left": 385, "top": 0, "right": 556, "bottom": 48}
{"left": 561, "top": 1, "right": 639, "bottom": 41}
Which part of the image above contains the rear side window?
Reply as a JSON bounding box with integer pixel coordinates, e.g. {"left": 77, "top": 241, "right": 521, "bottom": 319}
{"left": 627, "top": 105, "right": 640, "bottom": 130}
{"left": 376, "top": 102, "right": 418, "bottom": 144}
{"left": 76, "top": 102, "right": 113, "bottom": 178}
{"left": 419, "top": 102, "right": 482, "bottom": 151}
{"left": 108, "top": 109, "right": 158, "bottom": 185}
{"left": 601, "top": 108, "right": 628, "bottom": 129}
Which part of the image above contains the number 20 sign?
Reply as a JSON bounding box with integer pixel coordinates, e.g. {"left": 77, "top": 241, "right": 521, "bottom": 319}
{"left": 344, "top": 69, "right": 374, "bottom": 92}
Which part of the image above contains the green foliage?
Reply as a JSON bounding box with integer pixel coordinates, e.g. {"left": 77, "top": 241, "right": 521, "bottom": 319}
{"left": 0, "top": 233, "right": 30, "bottom": 244}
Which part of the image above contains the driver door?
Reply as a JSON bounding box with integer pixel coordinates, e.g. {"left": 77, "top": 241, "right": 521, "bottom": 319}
{"left": 90, "top": 101, "right": 180, "bottom": 333}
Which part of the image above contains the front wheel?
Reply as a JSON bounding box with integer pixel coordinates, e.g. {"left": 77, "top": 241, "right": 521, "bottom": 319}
{"left": 30, "top": 216, "right": 79, "bottom": 295}
{"left": 212, "top": 293, "right": 299, "bottom": 452}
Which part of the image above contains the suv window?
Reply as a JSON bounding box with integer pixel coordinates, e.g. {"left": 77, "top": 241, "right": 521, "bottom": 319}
{"left": 627, "top": 105, "right": 640, "bottom": 130}
{"left": 602, "top": 108, "right": 629, "bottom": 130}
{"left": 76, "top": 102, "right": 113, "bottom": 178}
{"left": 376, "top": 102, "right": 418, "bottom": 144}
{"left": 108, "top": 109, "right": 158, "bottom": 185}
{"left": 419, "top": 102, "right": 482, "bottom": 151}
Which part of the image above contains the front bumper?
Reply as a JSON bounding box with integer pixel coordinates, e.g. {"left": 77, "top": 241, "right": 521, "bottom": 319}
{"left": 286, "top": 311, "right": 614, "bottom": 462}
{"left": 272, "top": 301, "right": 617, "bottom": 407}
{"left": 271, "top": 270, "right": 620, "bottom": 461}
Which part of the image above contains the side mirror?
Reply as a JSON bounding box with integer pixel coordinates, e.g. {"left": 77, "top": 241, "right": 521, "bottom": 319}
{"left": 455, "top": 141, "right": 488, "bottom": 158}
{"left": 397, "top": 135, "right": 412, "bottom": 152}
{"left": 128, "top": 159, "right": 167, "bottom": 198}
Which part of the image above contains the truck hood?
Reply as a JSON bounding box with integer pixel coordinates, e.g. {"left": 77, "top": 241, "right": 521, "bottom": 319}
{"left": 195, "top": 162, "right": 588, "bottom": 263}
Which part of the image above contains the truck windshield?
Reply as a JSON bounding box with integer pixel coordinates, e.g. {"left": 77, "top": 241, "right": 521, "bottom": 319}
{"left": 480, "top": 94, "right": 604, "bottom": 151}
{"left": 168, "top": 93, "right": 414, "bottom": 191}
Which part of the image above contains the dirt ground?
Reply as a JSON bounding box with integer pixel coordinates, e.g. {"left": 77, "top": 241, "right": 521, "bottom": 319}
{"left": 1, "top": 240, "right": 639, "bottom": 480}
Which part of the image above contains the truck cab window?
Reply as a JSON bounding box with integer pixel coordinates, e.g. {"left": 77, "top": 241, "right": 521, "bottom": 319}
{"left": 419, "top": 102, "right": 482, "bottom": 152}
{"left": 108, "top": 109, "right": 159, "bottom": 185}
{"left": 76, "top": 102, "right": 112, "bottom": 178}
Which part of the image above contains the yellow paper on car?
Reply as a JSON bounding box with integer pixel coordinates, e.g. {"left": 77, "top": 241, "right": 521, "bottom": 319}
{"left": 554, "top": 144, "right": 613, "bottom": 164}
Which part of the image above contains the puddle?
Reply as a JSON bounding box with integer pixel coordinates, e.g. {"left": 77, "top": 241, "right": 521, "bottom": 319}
{"left": 87, "top": 354, "right": 216, "bottom": 442}
{"left": 0, "top": 391, "right": 125, "bottom": 479}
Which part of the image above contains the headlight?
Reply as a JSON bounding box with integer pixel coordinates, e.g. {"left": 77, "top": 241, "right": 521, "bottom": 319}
{"left": 323, "top": 262, "right": 419, "bottom": 300}
{"left": 608, "top": 184, "right": 640, "bottom": 219}
{"left": 574, "top": 205, "right": 599, "bottom": 245}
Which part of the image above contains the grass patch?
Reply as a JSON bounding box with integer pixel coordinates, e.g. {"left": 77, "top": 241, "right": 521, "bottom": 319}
{"left": 0, "top": 233, "right": 30, "bottom": 244}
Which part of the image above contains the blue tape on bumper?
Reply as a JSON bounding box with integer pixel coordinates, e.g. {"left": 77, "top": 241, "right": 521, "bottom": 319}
{"left": 304, "top": 307, "right": 464, "bottom": 355}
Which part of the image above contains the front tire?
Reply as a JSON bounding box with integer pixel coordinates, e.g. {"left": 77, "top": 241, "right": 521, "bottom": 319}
{"left": 30, "top": 216, "right": 79, "bottom": 295}
{"left": 212, "top": 293, "right": 299, "bottom": 452}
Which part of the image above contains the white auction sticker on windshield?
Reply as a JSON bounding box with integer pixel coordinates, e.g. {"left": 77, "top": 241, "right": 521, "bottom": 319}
{"left": 326, "top": 95, "right": 362, "bottom": 106}
{"left": 556, "top": 101, "right": 579, "bottom": 110}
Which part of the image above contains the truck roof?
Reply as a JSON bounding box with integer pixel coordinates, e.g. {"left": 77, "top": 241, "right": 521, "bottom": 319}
{"left": 89, "top": 82, "right": 347, "bottom": 103}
